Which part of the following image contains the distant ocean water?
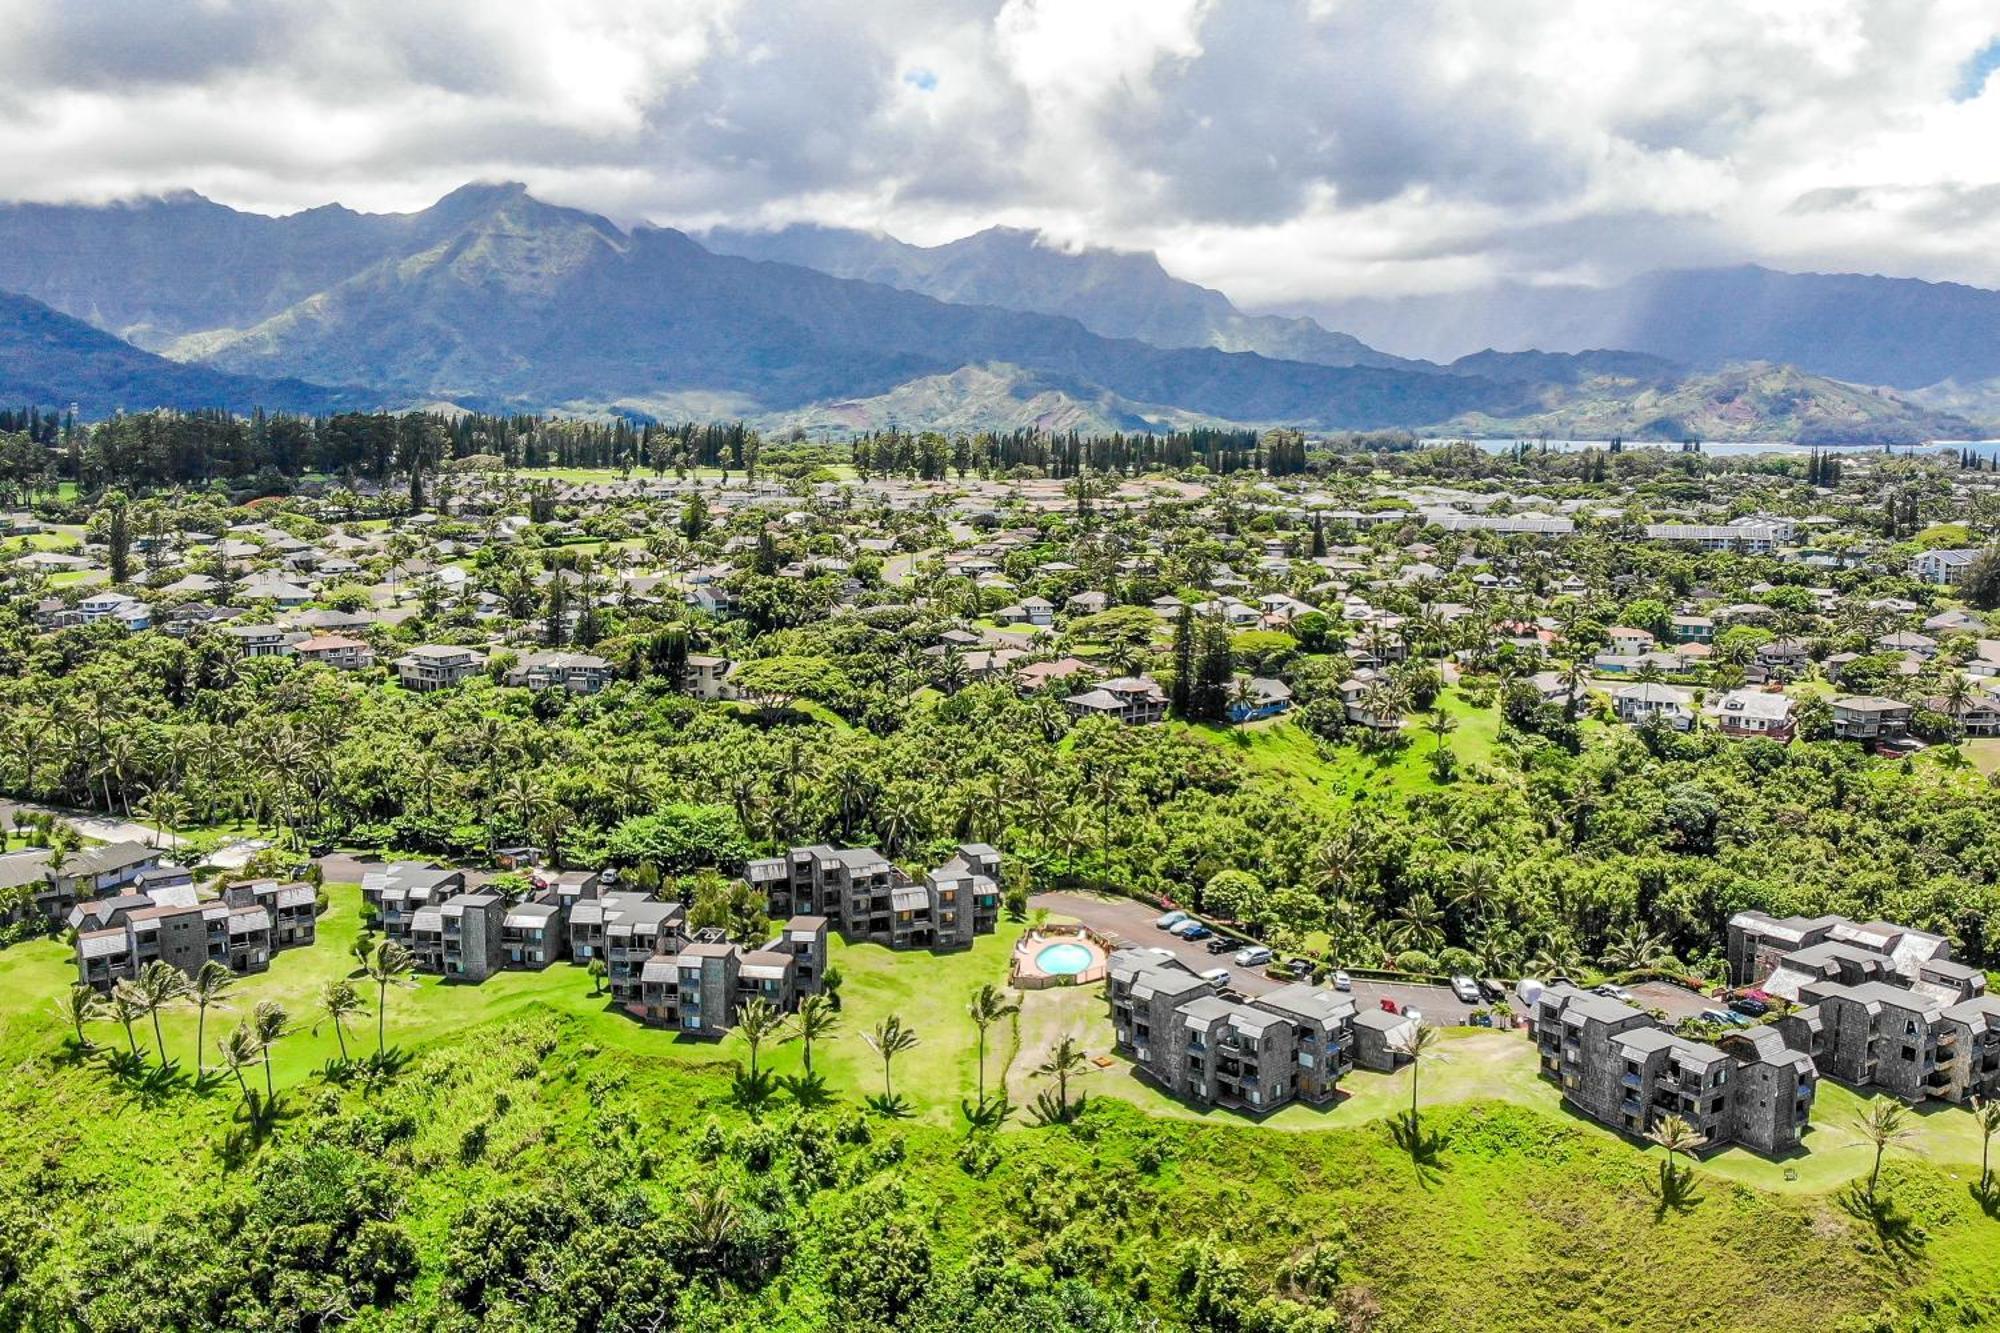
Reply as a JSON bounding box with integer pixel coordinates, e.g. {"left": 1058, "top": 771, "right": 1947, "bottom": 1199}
{"left": 1449, "top": 437, "right": 2000, "bottom": 458}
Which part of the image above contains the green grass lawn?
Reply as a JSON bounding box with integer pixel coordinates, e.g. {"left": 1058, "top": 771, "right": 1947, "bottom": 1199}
{"left": 1181, "top": 687, "right": 1503, "bottom": 814}
{"left": 8, "top": 887, "right": 2000, "bottom": 1327}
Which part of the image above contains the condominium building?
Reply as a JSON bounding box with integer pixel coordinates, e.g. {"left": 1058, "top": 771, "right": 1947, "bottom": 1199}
{"left": 1531, "top": 983, "right": 1815, "bottom": 1153}
{"left": 1105, "top": 950, "right": 1391, "bottom": 1114}
{"left": 362, "top": 863, "right": 468, "bottom": 942}
{"left": 72, "top": 879, "right": 317, "bottom": 990}
{"left": 744, "top": 844, "right": 1001, "bottom": 949}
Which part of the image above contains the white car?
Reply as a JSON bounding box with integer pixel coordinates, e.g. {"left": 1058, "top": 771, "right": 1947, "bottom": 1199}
{"left": 1146, "top": 947, "right": 1177, "bottom": 959}
{"left": 1169, "top": 918, "right": 1207, "bottom": 938}
{"left": 1155, "top": 910, "right": 1190, "bottom": 930}
{"left": 1450, "top": 976, "right": 1482, "bottom": 1004}
{"left": 1332, "top": 970, "right": 1352, "bottom": 991}
{"left": 1234, "top": 945, "right": 1273, "bottom": 967}
{"left": 1198, "top": 967, "right": 1231, "bottom": 986}
{"left": 1403, "top": 1007, "right": 1423, "bottom": 1026}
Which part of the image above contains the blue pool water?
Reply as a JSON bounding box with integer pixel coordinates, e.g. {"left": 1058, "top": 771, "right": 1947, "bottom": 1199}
{"left": 1035, "top": 941, "right": 1095, "bottom": 976}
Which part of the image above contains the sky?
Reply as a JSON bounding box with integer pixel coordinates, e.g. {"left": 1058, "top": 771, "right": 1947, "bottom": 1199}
{"left": 2, "top": 0, "right": 1999, "bottom": 311}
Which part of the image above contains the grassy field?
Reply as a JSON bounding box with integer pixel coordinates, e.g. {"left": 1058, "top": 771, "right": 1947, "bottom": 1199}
{"left": 1182, "top": 687, "right": 1503, "bottom": 814}
{"left": 7, "top": 888, "right": 2000, "bottom": 1327}
{"left": 6, "top": 883, "right": 1995, "bottom": 1197}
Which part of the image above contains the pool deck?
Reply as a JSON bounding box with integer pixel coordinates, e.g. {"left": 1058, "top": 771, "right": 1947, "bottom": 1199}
{"left": 1010, "top": 924, "right": 1113, "bottom": 989}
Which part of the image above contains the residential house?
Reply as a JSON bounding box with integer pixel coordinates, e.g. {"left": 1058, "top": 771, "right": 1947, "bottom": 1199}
{"left": 395, "top": 644, "right": 487, "bottom": 691}
{"left": 1707, "top": 689, "right": 1795, "bottom": 740}
{"left": 1831, "top": 696, "right": 1913, "bottom": 742}
{"left": 505, "top": 651, "right": 613, "bottom": 694}
{"left": 1226, "top": 676, "right": 1294, "bottom": 723}
{"left": 1064, "top": 676, "right": 1168, "bottom": 726}
{"left": 223, "top": 624, "right": 294, "bottom": 658}
{"left": 1912, "top": 548, "right": 1984, "bottom": 586}
{"left": 1612, "top": 682, "right": 1694, "bottom": 730}
{"left": 683, "top": 655, "right": 737, "bottom": 700}
{"left": 292, "top": 634, "right": 375, "bottom": 670}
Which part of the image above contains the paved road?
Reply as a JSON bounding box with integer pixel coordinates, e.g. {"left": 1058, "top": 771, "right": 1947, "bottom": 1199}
{"left": 0, "top": 799, "right": 185, "bottom": 849}
{"left": 1033, "top": 888, "right": 1494, "bottom": 1019}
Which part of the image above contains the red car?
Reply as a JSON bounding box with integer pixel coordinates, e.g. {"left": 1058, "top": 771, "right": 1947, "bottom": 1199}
{"left": 1379, "top": 998, "right": 1400, "bottom": 1014}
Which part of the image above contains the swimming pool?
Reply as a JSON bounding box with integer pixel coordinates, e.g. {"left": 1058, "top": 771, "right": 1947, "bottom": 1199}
{"left": 1035, "top": 941, "right": 1096, "bottom": 976}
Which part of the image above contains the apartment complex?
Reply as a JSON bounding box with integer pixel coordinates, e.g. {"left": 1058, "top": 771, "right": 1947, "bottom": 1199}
{"left": 363, "top": 861, "right": 829, "bottom": 1036}
{"left": 744, "top": 843, "right": 1001, "bottom": 948}
{"left": 1530, "top": 983, "right": 1815, "bottom": 1154}
{"left": 1730, "top": 910, "right": 2000, "bottom": 1104}
{"left": 1105, "top": 949, "right": 1407, "bottom": 1114}
{"left": 72, "top": 879, "right": 318, "bottom": 989}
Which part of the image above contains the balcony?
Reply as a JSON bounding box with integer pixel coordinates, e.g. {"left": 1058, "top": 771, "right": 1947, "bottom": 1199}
{"left": 1620, "top": 1072, "right": 1644, "bottom": 1091}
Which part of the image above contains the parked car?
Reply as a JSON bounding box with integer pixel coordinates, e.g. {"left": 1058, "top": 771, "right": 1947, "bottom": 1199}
{"left": 1403, "top": 1008, "right": 1423, "bottom": 1025}
{"left": 1379, "top": 997, "right": 1400, "bottom": 1013}
{"left": 1284, "top": 958, "right": 1313, "bottom": 979}
{"left": 1170, "top": 920, "right": 1209, "bottom": 939}
{"left": 1146, "top": 947, "right": 1177, "bottom": 960}
{"left": 1155, "top": 911, "right": 1189, "bottom": 930}
{"left": 1199, "top": 967, "right": 1231, "bottom": 986}
{"left": 1594, "top": 983, "right": 1635, "bottom": 1003}
{"left": 1333, "top": 970, "right": 1352, "bottom": 991}
{"left": 1469, "top": 1012, "right": 1493, "bottom": 1027}
{"left": 1728, "top": 996, "right": 1770, "bottom": 1017}
{"left": 1478, "top": 978, "right": 1505, "bottom": 1002}
{"left": 1234, "top": 945, "right": 1273, "bottom": 967}
{"left": 1205, "top": 936, "right": 1236, "bottom": 955}
{"left": 1450, "top": 976, "right": 1481, "bottom": 1004}
{"left": 1700, "top": 1007, "right": 1747, "bottom": 1026}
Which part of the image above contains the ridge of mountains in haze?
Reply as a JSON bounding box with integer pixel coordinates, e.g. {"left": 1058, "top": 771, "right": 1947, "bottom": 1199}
{"left": 0, "top": 182, "right": 1989, "bottom": 441}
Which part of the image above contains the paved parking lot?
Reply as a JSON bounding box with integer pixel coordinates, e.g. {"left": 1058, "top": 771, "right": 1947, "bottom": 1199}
{"left": 1033, "top": 889, "right": 1509, "bottom": 1020}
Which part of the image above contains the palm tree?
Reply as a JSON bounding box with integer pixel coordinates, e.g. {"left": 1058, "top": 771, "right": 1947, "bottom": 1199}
{"left": 133, "top": 960, "right": 190, "bottom": 1066}
{"left": 105, "top": 982, "right": 146, "bottom": 1056}
{"left": 186, "top": 960, "right": 237, "bottom": 1078}
{"left": 1976, "top": 1097, "right": 2000, "bottom": 1200}
{"left": 364, "top": 939, "right": 415, "bottom": 1056}
{"left": 791, "top": 993, "right": 840, "bottom": 1076}
{"left": 55, "top": 983, "right": 105, "bottom": 1048}
{"left": 1034, "top": 1035, "right": 1089, "bottom": 1118}
{"left": 734, "top": 996, "right": 786, "bottom": 1082}
{"left": 1646, "top": 1112, "right": 1703, "bottom": 1178}
{"left": 967, "top": 983, "right": 1020, "bottom": 1106}
{"left": 863, "top": 1014, "right": 920, "bottom": 1102}
{"left": 251, "top": 1000, "right": 289, "bottom": 1101}
{"left": 1395, "top": 1021, "right": 1448, "bottom": 1132}
{"left": 219, "top": 1024, "right": 261, "bottom": 1105}
{"left": 1427, "top": 708, "right": 1458, "bottom": 758}
{"left": 681, "top": 1186, "right": 741, "bottom": 1286}
{"left": 318, "top": 978, "right": 367, "bottom": 1063}
{"left": 1856, "top": 1099, "right": 1917, "bottom": 1204}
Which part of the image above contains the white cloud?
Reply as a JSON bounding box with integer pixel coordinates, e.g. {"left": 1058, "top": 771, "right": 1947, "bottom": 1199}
{"left": 0, "top": 0, "right": 1997, "bottom": 300}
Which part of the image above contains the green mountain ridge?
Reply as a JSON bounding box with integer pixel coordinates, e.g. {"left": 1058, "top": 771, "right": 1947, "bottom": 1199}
{"left": 0, "top": 184, "right": 1984, "bottom": 440}
{"left": 699, "top": 222, "right": 1419, "bottom": 371}
{"left": 0, "top": 290, "right": 376, "bottom": 417}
